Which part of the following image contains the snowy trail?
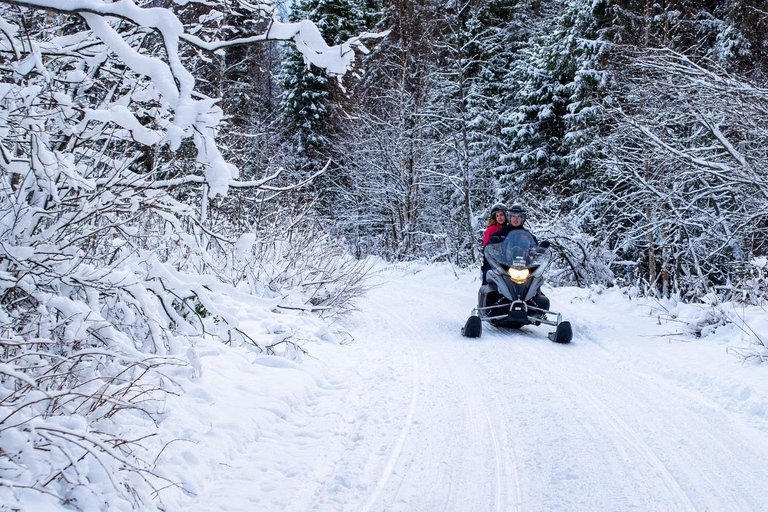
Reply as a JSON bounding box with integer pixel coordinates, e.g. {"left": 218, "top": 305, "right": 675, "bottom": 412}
{"left": 331, "top": 266, "right": 768, "bottom": 512}
{"left": 170, "top": 265, "right": 768, "bottom": 512}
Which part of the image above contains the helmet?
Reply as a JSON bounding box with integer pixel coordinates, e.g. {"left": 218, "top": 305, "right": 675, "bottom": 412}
{"left": 489, "top": 203, "right": 507, "bottom": 218}
{"left": 508, "top": 204, "right": 526, "bottom": 223}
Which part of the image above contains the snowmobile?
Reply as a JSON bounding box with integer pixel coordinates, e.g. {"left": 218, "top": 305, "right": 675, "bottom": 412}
{"left": 461, "top": 230, "right": 573, "bottom": 343}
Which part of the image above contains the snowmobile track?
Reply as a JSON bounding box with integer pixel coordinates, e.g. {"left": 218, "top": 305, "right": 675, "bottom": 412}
{"left": 526, "top": 349, "right": 698, "bottom": 512}
{"left": 360, "top": 350, "right": 421, "bottom": 512}
{"left": 573, "top": 379, "right": 697, "bottom": 511}
{"left": 165, "top": 268, "right": 768, "bottom": 512}
{"left": 482, "top": 405, "right": 502, "bottom": 512}
{"left": 484, "top": 392, "right": 524, "bottom": 512}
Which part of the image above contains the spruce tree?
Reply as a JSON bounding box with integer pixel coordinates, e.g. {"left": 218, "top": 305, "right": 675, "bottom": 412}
{"left": 438, "top": 0, "right": 527, "bottom": 261}
{"left": 462, "top": 0, "right": 525, "bottom": 225}
{"left": 279, "top": 0, "right": 365, "bottom": 183}
{"left": 498, "top": 0, "right": 609, "bottom": 198}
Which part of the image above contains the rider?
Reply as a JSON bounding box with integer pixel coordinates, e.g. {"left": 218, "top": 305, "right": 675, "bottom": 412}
{"left": 483, "top": 204, "right": 509, "bottom": 246}
{"left": 494, "top": 204, "right": 537, "bottom": 243}
{"left": 481, "top": 204, "right": 509, "bottom": 284}
{"left": 485, "top": 203, "right": 550, "bottom": 312}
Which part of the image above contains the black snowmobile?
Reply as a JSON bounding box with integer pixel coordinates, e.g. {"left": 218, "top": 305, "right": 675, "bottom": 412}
{"left": 461, "top": 230, "right": 573, "bottom": 343}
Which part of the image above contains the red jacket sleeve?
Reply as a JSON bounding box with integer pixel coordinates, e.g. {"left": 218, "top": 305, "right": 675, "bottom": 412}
{"left": 483, "top": 224, "right": 501, "bottom": 246}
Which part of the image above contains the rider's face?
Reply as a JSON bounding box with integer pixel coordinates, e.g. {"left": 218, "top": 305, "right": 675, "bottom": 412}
{"left": 510, "top": 214, "right": 523, "bottom": 227}
{"left": 495, "top": 211, "right": 506, "bottom": 223}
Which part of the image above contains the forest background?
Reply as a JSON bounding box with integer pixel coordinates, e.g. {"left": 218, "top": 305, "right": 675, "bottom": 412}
{"left": 1, "top": 0, "right": 768, "bottom": 509}
{"left": 244, "top": 0, "right": 768, "bottom": 302}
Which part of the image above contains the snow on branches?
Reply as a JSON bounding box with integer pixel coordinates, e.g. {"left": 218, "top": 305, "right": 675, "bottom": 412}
{"left": 599, "top": 47, "right": 768, "bottom": 301}
{"left": 0, "top": 1, "right": 376, "bottom": 508}
{"left": 2, "top": 0, "right": 382, "bottom": 197}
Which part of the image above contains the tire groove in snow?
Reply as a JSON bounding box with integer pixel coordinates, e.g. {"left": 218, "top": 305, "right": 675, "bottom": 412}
{"left": 360, "top": 349, "right": 420, "bottom": 512}
{"left": 487, "top": 392, "right": 523, "bottom": 512}
{"left": 472, "top": 328, "right": 693, "bottom": 510}
{"left": 564, "top": 375, "right": 698, "bottom": 512}
{"left": 514, "top": 344, "right": 698, "bottom": 512}
{"left": 452, "top": 351, "right": 509, "bottom": 512}
{"left": 482, "top": 405, "right": 502, "bottom": 512}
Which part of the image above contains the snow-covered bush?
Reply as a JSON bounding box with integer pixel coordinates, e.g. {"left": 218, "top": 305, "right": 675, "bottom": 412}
{"left": 0, "top": 2, "right": 378, "bottom": 509}
{"left": 235, "top": 228, "right": 373, "bottom": 319}
{"left": 730, "top": 257, "right": 768, "bottom": 305}
{"left": 659, "top": 295, "right": 768, "bottom": 364}
{"left": 524, "top": 197, "right": 616, "bottom": 288}
{"left": 545, "top": 231, "right": 616, "bottom": 288}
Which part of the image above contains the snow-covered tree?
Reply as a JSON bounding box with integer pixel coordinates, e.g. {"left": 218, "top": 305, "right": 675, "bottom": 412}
{"left": 426, "top": 0, "right": 522, "bottom": 263}
{"left": 279, "top": 0, "right": 368, "bottom": 203}
{"left": 324, "top": 0, "right": 437, "bottom": 260}
{"left": 595, "top": 46, "right": 768, "bottom": 299}
{"left": 574, "top": 0, "right": 768, "bottom": 298}
{"left": 499, "top": 0, "right": 609, "bottom": 198}
{"left": 0, "top": 1, "right": 379, "bottom": 508}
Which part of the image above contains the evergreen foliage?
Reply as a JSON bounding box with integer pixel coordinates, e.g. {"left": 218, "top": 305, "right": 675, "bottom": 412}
{"left": 499, "top": 0, "right": 609, "bottom": 198}
{"left": 279, "top": 0, "right": 366, "bottom": 180}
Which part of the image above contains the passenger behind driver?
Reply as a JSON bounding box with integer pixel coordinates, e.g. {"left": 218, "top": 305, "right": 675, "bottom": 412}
{"left": 481, "top": 204, "right": 508, "bottom": 284}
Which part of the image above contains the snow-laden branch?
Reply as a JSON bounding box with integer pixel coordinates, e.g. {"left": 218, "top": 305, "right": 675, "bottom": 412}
{"left": 0, "top": 3, "right": 378, "bottom": 509}
{"left": 634, "top": 47, "right": 768, "bottom": 97}
{"left": 147, "top": 160, "right": 330, "bottom": 192}
{"left": 3, "top": 0, "right": 382, "bottom": 197}
{"left": 182, "top": 24, "right": 387, "bottom": 76}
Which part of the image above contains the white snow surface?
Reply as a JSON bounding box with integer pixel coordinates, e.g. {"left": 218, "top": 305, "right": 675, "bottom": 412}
{"left": 152, "top": 264, "right": 768, "bottom": 511}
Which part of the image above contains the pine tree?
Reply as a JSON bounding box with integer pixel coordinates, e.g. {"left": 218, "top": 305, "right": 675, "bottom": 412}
{"left": 459, "top": 0, "right": 526, "bottom": 254}
{"left": 279, "top": 0, "right": 366, "bottom": 180}
{"left": 498, "top": 0, "right": 609, "bottom": 199}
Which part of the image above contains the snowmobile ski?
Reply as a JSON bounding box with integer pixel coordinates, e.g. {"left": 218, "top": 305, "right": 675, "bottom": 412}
{"left": 461, "top": 315, "right": 482, "bottom": 338}
{"left": 548, "top": 321, "right": 572, "bottom": 344}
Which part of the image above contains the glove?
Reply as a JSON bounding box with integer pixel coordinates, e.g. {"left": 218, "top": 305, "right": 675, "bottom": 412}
{"left": 539, "top": 240, "right": 551, "bottom": 249}
{"left": 489, "top": 236, "right": 501, "bottom": 244}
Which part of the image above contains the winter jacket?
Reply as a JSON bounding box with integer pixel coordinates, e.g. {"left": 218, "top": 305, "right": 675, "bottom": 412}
{"left": 482, "top": 224, "right": 505, "bottom": 246}
{"left": 481, "top": 224, "right": 506, "bottom": 274}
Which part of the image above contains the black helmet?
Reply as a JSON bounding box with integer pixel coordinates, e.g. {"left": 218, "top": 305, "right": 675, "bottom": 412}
{"left": 508, "top": 204, "right": 526, "bottom": 223}
{"left": 489, "top": 203, "right": 507, "bottom": 218}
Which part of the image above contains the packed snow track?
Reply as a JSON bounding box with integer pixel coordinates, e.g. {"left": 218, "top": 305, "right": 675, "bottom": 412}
{"left": 170, "top": 265, "right": 768, "bottom": 512}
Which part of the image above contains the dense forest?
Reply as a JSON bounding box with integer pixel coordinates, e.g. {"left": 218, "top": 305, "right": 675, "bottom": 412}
{"left": 222, "top": 0, "right": 768, "bottom": 302}
{"left": 1, "top": 0, "right": 767, "bottom": 508}
{"left": 4, "top": 1, "right": 765, "bottom": 298}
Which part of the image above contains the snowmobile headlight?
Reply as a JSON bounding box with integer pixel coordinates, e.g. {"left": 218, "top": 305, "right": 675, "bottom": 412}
{"left": 507, "top": 268, "right": 530, "bottom": 284}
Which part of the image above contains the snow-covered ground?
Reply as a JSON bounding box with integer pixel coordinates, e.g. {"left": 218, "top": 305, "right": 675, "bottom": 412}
{"left": 156, "top": 263, "right": 768, "bottom": 512}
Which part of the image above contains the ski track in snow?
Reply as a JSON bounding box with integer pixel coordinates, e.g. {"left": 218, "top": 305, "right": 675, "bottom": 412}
{"left": 359, "top": 349, "right": 420, "bottom": 512}
{"left": 520, "top": 350, "right": 697, "bottom": 512}
{"left": 175, "top": 265, "right": 768, "bottom": 512}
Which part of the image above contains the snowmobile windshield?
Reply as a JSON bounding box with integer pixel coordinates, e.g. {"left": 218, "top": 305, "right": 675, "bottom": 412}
{"left": 484, "top": 230, "right": 541, "bottom": 269}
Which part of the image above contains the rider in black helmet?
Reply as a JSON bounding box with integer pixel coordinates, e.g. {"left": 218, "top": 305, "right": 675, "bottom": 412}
{"left": 496, "top": 204, "right": 537, "bottom": 243}
{"left": 485, "top": 203, "right": 549, "bottom": 311}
